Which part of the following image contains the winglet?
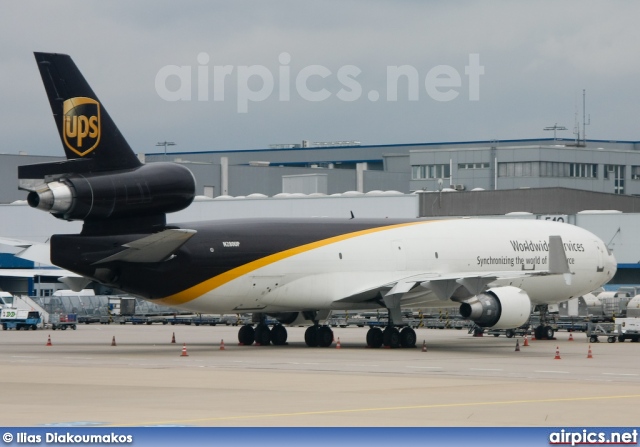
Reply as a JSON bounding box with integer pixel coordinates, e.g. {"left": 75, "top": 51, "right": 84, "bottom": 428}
{"left": 548, "top": 235, "right": 572, "bottom": 285}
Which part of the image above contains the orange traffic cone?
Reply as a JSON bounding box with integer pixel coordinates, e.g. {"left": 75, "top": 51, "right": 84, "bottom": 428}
{"left": 554, "top": 346, "right": 561, "bottom": 360}
{"left": 587, "top": 345, "right": 593, "bottom": 359}
{"left": 220, "top": 339, "right": 225, "bottom": 350}
{"left": 336, "top": 338, "right": 341, "bottom": 349}
{"left": 111, "top": 336, "right": 117, "bottom": 346}
{"left": 46, "top": 335, "right": 52, "bottom": 347}
{"left": 422, "top": 340, "right": 427, "bottom": 352}
{"left": 515, "top": 339, "right": 520, "bottom": 352}
{"left": 523, "top": 335, "right": 529, "bottom": 347}
{"left": 568, "top": 332, "right": 574, "bottom": 341}
{"left": 171, "top": 332, "right": 176, "bottom": 344}
{"left": 180, "top": 343, "right": 189, "bottom": 357}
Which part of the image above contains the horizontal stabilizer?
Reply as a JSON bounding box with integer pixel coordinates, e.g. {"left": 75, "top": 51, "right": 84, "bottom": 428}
{"left": 0, "top": 236, "right": 41, "bottom": 249}
{"left": 0, "top": 268, "right": 79, "bottom": 278}
{"left": 94, "top": 229, "right": 197, "bottom": 264}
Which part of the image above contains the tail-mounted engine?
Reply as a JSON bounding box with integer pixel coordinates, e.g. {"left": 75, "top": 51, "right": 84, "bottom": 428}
{"left": 24, "top": 163, "right": 195, "bottom": 221}
{"left": 459, "top": 286, "right": 531, "bottom": 329}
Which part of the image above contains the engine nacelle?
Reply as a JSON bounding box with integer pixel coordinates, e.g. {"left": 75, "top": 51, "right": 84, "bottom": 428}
{"left": 459, "top": 286, "right": 531, "bottom": 329}
{"left": 27, "top": 163, "right": 195, "bottom": 221}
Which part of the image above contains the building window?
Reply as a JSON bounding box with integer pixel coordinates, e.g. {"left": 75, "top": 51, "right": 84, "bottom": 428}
{"left": 605, "top": 165, "right": 625, "bottom": 194}
{"left": 457, "top": 163, "right": 490, "bottom": 169}
{"left": 499, "top": 162, "right": 597, "bottom": 178}
{"left": 631, "top": 166, "right": 640, "bottom": 180}
{"left": 411, "top": 164, "right": 450, "bottom": 180}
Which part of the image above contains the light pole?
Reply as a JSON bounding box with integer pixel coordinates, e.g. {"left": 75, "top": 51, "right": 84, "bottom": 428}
{"left": 156, "top": 141, "right": 175, "bottom": 160}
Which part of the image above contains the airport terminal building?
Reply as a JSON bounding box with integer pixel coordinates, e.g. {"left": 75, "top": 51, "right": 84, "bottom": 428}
{"left": 2, "top": 136, "right": 640, "bottom": 295}
{"left": 1, "top": 137, "right": 640, "bottom": 202}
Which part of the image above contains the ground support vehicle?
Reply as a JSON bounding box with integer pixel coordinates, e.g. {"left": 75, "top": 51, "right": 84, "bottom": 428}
{"left": 614, "top": 318, "right": 640, "bottom": 342}
{"left": 0, "top": 309, "right": 41, "bottom": 330}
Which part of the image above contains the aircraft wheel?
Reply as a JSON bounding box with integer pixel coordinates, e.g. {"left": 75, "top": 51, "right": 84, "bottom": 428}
{"left": 534, "top": 325, "right": 543, "bottom": 340}
{"left": 271, "top": 324, "right": 288, "bottom": 346}
{"left": 255, "top": 323, "right": 271, "bottom": 346}
{"left": 544, "top": 326, "right": 554, "bottom": 339}
{"left": 400, "top": 327, "right": 417, "bottom": 348}
{"left": 383, "top": 327, "right": 401, "bottom": 349}
{"left": 618, "top": 335, "right": 626, "bottom": 343}
{"left": 238, "top": 324, "right": 255, "bottom": 345}
{"left": 366, "top": 327, "right": 383, "bottom": 348}
{"left": 317, "top": 326, "right": 334, "bottom": 347}
{"left": 305, "top": 326, "right": 319, "bottom": 347}
{"left": 505, "top": 329, "right": 515, "bottom": 338}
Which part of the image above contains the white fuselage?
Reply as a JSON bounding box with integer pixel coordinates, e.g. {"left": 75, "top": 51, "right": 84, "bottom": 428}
{"left": 159, "top": 219, "right": 616, "bottom": 315}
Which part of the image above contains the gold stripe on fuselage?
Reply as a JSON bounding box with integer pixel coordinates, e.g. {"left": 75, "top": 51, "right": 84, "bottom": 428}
{"left": 156, "top": 220, "right": 431, "bottom": 306}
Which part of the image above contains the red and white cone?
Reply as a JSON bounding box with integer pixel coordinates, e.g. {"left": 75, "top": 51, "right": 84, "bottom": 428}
{"left": 46, "top": 335, "right": 52, "bottom": 347}
{"left": 220, "top": 339, "right": 225, "bottom": 350}
{"left": 587, "top": 345, "right": 593, "bottom": 359}
{"left": 515, "top": 339, "right": 520, "bottom": 352}
{"left": 111, "top": 336, "right": 117, "bottom": 346}
{"left": 171, "top": 332, "right": 176, "bottom": 344}
{"left": 421, "top": 340, "right": 427, "bottom": 352}
{"left": 336, "top": 338, "right": 341, "bottom": 349}
{"left": 180, "top": 343, "right": 189, "bottom": 357}
{"left": 568, "top": 332, "right": 574, "bottom": 341}
{"left": 523, "top": 335, "right": 529, "bottom": 347}
{"left": 554, "top": 346, "right": 561, "bottom": 360}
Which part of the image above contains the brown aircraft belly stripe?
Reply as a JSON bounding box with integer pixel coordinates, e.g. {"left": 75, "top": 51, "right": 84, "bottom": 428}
{"left": 156, "top": 220, "right": 431, "bottom": 306}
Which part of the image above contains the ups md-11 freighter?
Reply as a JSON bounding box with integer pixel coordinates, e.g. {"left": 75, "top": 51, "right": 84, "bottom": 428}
{"left": 17, "top": 52, "right": 616, "bottom": 349}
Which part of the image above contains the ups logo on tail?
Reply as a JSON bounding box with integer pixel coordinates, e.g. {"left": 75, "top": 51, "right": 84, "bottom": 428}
{"left": 62, "top": 97, "right": 101, "bottom": 156}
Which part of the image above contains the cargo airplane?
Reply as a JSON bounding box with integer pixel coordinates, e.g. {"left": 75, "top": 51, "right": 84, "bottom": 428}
{"left": 17, "top": 52, "right": 616, "bottom": 348}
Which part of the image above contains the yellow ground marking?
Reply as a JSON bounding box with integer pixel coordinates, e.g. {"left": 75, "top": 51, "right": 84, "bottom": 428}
{"left": 110, "top": 393, "right": 640, "bottom": 427}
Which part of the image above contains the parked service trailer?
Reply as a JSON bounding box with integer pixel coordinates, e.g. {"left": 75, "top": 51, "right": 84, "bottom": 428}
{"left": 586, "top": 322, "right": 621, "bottom": 343}
{"left": 50, "top": 313, "right": 77, "bottom": 330}
{"left": 487, "top": 327, "right": 531, "bottom": 338}
{"left": 587, "top": 318, "right": 640, "bottom": 343}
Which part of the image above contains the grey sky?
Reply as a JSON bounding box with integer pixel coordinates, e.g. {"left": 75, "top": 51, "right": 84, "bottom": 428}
{"left": 1, "top": 1, "right": 639, "bottom": 156}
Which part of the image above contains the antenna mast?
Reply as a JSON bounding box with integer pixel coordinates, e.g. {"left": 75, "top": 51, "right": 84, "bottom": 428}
{"left": 582, "top": 89, "right": 591, "bottom": 147}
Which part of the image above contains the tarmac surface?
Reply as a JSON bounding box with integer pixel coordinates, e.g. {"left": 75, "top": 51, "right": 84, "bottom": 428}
{"left": 1, "top": 323, "right": 639, "bottom": 427}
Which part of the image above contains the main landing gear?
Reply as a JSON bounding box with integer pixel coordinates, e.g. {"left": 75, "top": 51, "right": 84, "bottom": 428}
{"left": 235, "top": 309, "right": 418, "bottom": 349}
{"left": 365, "top": 294, "right": 417, "bottom": 349}
{"left": 237, "top": 322, "right": 335, "bottom": 347}
{"left": 304, "top": 324, "right": 334, "bottom": 347}
{"left": 237, "top": 322, "right": 289, "bottom": 346}
{"left": 365, "top": 326, "right": 416, "bottom": 349}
